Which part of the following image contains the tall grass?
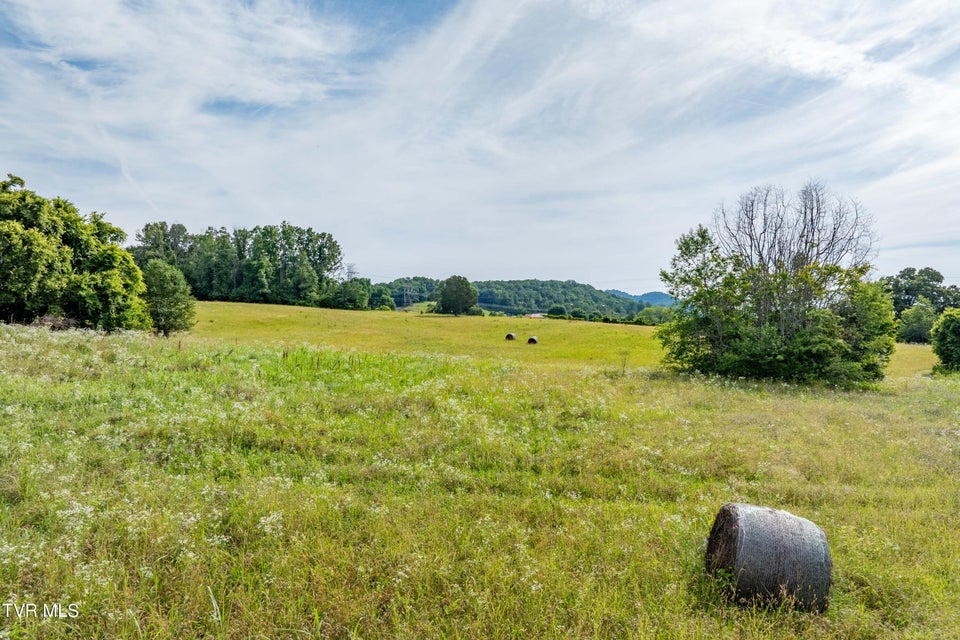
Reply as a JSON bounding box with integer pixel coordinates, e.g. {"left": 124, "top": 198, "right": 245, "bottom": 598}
{"left": 0, "top": 305, "right": 956, "bottom": 638}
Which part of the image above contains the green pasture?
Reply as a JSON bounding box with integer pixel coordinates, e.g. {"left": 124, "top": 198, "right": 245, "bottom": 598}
{"left": 190, "top": 301, "right": 663, "bottom": 368}
{"left": 192, "top": 302, "right": 935, "bottom": 375}
{"left": 0, "top": 303, "right": 956, "bottom": 639}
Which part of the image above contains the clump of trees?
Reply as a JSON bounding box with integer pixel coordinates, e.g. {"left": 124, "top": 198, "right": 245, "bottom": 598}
{"left": 129, "top": 221, "right": 344, "bottom": 307}
{"left": 0, "top": 174, "right": 151, "bottom": 330}
{"left": 130, "top": 221, "right": 403, "bottom": 312}
{"left": 658, "top": 181, "right": 896, "bottom": 384}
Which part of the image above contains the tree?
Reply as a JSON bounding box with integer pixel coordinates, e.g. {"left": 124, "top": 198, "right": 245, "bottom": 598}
{"left": 0, "top": 220, "right": 65, "bottom": 321}
{"left": 435, "top": 275, "right": 478, "bottom": 315}
{"left": 658, "top": 181, "right": 895, "bottom": 384}
{"left": 142, "top": 259, "right": 196, "bottom": 336}
{"left": 897, "top": 296, "right": 937, "bottom": 343}
{"left": 881, "top": 267, "right": 957, "bottom": 315}
{"left": 327, "top": 277, "right": 371, "bottom": 310}
{"left": 1, "top": 174, "right": 151, "bottom": 330}
{"left": 931, "top": 308, "right": 960, "bottom": 372}
{"left": 369, "top": 285, "right": 396, "bottom": 310}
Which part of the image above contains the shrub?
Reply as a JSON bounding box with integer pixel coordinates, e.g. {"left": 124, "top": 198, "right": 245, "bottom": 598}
{"left": 931, "top": 308, "right": 960, "bottom": 371}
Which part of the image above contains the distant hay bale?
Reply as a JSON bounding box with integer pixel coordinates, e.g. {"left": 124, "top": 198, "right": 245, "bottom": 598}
{"left": 527, "top": 336, "right": 538, "bottom": 344}
{"left": 705, "top": 503, "right": 832, "bottom": 612}
{"left": 505, "top": 333, "right": 517, "bottom": 340}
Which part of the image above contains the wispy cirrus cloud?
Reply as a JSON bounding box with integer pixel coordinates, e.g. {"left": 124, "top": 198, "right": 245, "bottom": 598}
{"left": 2, "top": 0, "right": 959, "bottom": 289}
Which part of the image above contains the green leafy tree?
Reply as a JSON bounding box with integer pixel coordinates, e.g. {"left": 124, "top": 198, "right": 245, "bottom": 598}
{"left": 369, "top": 285, "right": 396, "bottom": 310}
{"left": 1, "top": 174, "right": 150, "bottom": 330}
{"left": 60, "top": 243, "right": 151, "bottom": 331}
{"left": 931, "top": 308, "right": 960, "bottom": 371}
{"left": 0, "top": 220, "right": 65, "bottom": 321}
{"left": 129, "top": 221, "right": 189, "bottom": 267}
{"left": 142, "top": 259, "right": 196, "bottom": 336}
{"left": 658, "top": 182, "right": 895, "bottom": 384}
{"left": 897, "top": 296, "right": 938, "bottom": 343}
{"left": 435, "top": 275, "right": 478, "bottom": 315}
{"left": 881, "top": 267, "right": 960, "bottom": 315}
{"left": 327, "top": 277, "right": 371, "bottom": 310}
{"left": 181, "top": 227, "right": 239, "bottom": 300}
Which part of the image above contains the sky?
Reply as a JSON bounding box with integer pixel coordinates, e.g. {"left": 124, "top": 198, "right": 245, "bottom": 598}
{"left": 2, "top": 0, "right": 959, "bottom": 294}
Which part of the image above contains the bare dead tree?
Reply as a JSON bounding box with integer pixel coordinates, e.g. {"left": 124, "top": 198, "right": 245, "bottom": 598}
{"left": 711, "top": 180, "right": 876, "bottom": 339}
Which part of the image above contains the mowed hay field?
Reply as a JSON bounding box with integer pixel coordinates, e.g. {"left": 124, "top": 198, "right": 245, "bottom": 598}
{"left": 0, "top": 301, "right": 957, "bottom": 639}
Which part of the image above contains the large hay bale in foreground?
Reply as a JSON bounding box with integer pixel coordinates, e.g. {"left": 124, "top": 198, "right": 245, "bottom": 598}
{"left": 705, "top": 503, "right": 832, "bottom": 612}
{"left": 505, "top": 333, "right": 517, "bottom": 340}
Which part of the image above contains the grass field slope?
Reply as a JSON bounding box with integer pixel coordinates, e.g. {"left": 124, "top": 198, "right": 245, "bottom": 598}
{"left": 0, "top": 301, "right": 956, "bottom": 638}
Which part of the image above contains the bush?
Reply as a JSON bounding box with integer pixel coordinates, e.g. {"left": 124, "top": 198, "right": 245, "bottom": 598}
{"left": 931, "top": 308, "right": 960, "bottom": 371}
{"left": 897, "top": 296, "right": 937, "bottom": 343}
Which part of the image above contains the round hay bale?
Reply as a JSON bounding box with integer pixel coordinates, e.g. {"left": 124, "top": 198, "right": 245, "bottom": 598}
{"left": 505, "top": 333, "right": 517, "bottom": 340}
{"left": 527, "top": 336, "right": 538, "bottom": 344}
{"left": 705, "top": 502, "right": 832, "bottom": 612}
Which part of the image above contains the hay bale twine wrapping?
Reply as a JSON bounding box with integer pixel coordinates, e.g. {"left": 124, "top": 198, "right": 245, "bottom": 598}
{"left": 505, "top": 333, "right": 517, "bottom": 340}
{"left": 527, "top": 336, "right": 538, "bottom": 344}
{"left": 705, "top": 503, "right": 832, "bottom": 612}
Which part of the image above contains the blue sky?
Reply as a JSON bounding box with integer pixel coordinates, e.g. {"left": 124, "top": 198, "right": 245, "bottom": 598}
{"left": 2, "top": 0, "right": 959, "bottom": 292}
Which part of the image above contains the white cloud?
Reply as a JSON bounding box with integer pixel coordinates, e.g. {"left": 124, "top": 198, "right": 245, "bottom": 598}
{"left": 2, "top": 0, "right": 960, "bottom": 290}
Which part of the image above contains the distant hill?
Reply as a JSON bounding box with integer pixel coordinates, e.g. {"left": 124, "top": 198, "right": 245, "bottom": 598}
{"left": 379, "top": 277, "right": 648, "bottom": 317}
{"left": 606, "top": 289, "right": 677, "bottom": 307}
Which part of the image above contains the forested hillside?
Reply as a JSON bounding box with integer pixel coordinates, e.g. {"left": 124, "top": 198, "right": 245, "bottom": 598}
{"left": 380, "top": 277, "right": 648, "bottom": 317}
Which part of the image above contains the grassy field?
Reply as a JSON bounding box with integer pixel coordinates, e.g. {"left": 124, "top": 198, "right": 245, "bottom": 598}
{"left": 0, "top": 302, "right": 957, "bottom": 638}
{"left": 190, "top": 302, "right": 665, "bottom": 368}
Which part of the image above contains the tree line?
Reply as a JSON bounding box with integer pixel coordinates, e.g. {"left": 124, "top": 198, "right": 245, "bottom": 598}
{"left": 128, "top": 221, "right": 396, "bottom": 311}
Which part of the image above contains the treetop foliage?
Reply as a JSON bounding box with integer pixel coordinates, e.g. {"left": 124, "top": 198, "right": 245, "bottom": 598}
{"left": 658, "top": 181, "right": 896, "bottom": 384}
{"left": 880, "top": 267, "right": 960, "bottom": 316}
